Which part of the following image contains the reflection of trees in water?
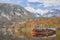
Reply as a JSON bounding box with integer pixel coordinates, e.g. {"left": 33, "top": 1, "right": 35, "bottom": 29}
{"left": 0, "top": 26, "right": 26, "bottom": 40}
{"left": 0, "top": 31, "right": 28, "bottom": 40}
{"left": 0, "top": 29, "right": 56, "bottom": 40}
{"left": 58, "top": 35, "right": 60, "bottom": 40}
{"left": 0, "top": 31, "right": 14, "bottom": 40}
{"left": 57, "top": 29, "right": 60, "bottom": 40}
{"left": 0, "top": 32, "right": 26, "bottom": 40}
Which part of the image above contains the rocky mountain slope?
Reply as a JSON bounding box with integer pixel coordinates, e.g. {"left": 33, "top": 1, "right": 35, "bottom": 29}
{"left": 0, "top": 3, "right": 36, "bottom": 27}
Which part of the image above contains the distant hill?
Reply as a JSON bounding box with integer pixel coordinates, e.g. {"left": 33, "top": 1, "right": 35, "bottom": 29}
{"left": 35, "top": 9, "right": 60, "bottom": 17}
{"left": 43, "top": 9, "right": 60, "bottom": 17}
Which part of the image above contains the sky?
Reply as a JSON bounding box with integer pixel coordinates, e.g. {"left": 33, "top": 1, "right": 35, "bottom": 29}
{"left": 0, "top": 0, "right": 60, "bottom": 15}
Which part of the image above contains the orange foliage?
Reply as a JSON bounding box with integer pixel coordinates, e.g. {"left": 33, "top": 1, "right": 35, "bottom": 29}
{"left": 10, "top": 17, "right": 60, "bottom": 38}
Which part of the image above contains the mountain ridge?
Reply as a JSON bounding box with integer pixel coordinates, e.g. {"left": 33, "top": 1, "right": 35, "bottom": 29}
{"left": 0, "top": 3, "right": 36, "bottom": 27}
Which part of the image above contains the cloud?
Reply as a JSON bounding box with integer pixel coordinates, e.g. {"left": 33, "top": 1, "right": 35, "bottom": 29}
{"left": 0, "top": 0, "right": 11, "bottom": 2}
{"left": 36, "top": 9, "right": 49, "bottom": 15}
{"left": 25, "top": 7, "right": 49, "bottom": 15}
{"left": 27, "top": 0, "right": 60, "bottom": 7}
{"left": 27, "top": 0, "right": 39, "bottom": 2}
{"left": 25, "top": 7, "right": 36, "bottom": 13}
{"left": 1, "top": 0, "right": 10, "bottom": 1}
{"left": 0, "top": 0, "right": 22, "bottom": 4}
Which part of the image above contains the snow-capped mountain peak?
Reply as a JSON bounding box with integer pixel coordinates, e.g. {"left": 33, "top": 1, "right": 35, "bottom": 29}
{"left": 42, "top": 9, "right": 60, "bottom": 17}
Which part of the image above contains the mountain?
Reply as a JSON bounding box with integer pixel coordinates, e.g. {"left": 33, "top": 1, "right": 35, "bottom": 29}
{"left": 33, "top": 13, "right": 41, "bottom": 17}
{"left": 0, "top": 3, "right": 36, "bottom": 26}
{"left": 43, "top": 9, "right": 60, "bottom": 17}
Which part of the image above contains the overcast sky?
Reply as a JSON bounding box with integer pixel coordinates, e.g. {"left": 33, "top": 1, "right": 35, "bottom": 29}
{"left": 0, "top": 0, "right": 60, "bottom": 15}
